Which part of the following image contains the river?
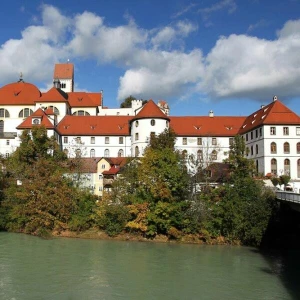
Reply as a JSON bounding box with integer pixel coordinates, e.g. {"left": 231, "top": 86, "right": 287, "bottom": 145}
{"left": 0, "top": 232, "right": 299, "bottom": 300}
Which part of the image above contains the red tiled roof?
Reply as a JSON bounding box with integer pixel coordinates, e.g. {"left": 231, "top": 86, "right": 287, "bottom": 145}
{"left": 69, "top": 157, "right": 101, "bottom": 173}
{"left": 17, "top": 108, "right": 55, "bottom": 129}
{"left": 0, "top": 81, "right": 41, "bottom": 105}
{"left": 87, "top": 92, "right": 102, "bottom": 107}
{"left": 67, "top": 92, "right": 99, "bottom": 108}
{"left": 239, "top": 99, "right": 300, "bottom": 134}
{"left": 170, "top": 116, "right": 245, "bottom": 136}
{"left": 53, "top": 63, "right": 74, "bottom": 79}
{"left": 57, "top": 115, "right": 132, "bottom": 136}
{"left": 39, "top": 87, "right": 68, "bottom": 102}
{"left": 133, "top": 100, "right": 169, "bottom": 120}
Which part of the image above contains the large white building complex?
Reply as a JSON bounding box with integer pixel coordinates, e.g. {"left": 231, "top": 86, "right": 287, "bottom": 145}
{"left": 0, "top": 62, "right": 300, "bottom": 194}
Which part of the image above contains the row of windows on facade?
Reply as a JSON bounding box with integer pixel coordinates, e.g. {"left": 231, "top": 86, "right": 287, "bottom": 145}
{"left": 270, "top": 158, "right": 300, "bottom": 177}
{"left": 64, "top": 148, "right": 125, "bottom": 158}
{"left": 135, "top": 120, "right": 163, "bottom": 127}
{"left": 247, "top": 142, "right": 300, "bottom": 156}
{"left": 0, "top": 108, "right": 91, "bottom": 118}
{"left": 64, "top": 136, "right": 125, "bottom": 145}
{"left": 182, "top": 149, "right": 218, "bottom": 161}
{"left": 182, "top": 137, "right": 229, "bottom": 146}
{"left": 245, "top": 126, "right": 300, "bottom": 141}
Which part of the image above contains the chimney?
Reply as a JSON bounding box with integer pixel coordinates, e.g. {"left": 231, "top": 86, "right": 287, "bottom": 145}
{"left": 209, "top": 110, "right": 214, "bottom": 118}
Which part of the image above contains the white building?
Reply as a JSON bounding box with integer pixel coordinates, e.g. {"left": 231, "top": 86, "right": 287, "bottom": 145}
{"left": 0, "top": 63, "right": 300, "bottom": 186}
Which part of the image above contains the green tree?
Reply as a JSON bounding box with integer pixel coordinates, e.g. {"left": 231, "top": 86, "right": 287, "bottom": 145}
{"left": 120, "top": 96, "right": 136, "bottom": 108}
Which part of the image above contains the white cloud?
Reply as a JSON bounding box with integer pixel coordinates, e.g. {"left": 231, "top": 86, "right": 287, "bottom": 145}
{"left": 198, "top": 0, "right": 237, "bottom": 17}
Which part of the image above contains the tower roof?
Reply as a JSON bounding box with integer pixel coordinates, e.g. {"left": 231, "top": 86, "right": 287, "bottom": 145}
{"left": 53, "top": 63, "right": 74, "bottom": 79}
{"left": 133, "top": 100, "right": 169, "bottom": 120}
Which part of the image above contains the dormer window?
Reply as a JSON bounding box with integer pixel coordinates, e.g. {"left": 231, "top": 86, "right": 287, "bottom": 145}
{"left": 32, "top": 118, "right": 41, "bottom": 125}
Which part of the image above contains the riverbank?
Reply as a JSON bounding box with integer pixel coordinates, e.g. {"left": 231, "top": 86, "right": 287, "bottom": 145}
{"left": 51, "top": 228, "right": 234, "bottom": 245}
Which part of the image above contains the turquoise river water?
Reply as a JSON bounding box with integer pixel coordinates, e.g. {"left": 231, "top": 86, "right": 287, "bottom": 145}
{"left": 0, "top": 232, "right": 300, "bottom": 300}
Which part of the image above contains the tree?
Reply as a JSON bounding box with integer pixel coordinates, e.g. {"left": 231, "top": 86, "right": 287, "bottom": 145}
{"left": 120, "top": 96, "right": 136, "bottom": 108}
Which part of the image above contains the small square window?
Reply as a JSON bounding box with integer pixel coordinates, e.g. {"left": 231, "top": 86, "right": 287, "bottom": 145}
{"left": 102, "top": 164, "right": 106, "bottom": 169}
{"left": 64, "top": 137, "right": 68, "bottom": 144}
{"left": 229, "top": 138, "right": 234, "bottom": 146}
{"left": 197, "top": 138, "right": 202, "bottom": 145}
{"left": 183, "top": 138, "right": 187, "bottom": 145}
{"left": 76, "top": 137, "right": 81, "bottom": 143}
{"left": 283, "top": 127, "right": 289, "bottom": 135}
{"left": 119, "top": 137, "right": 124, "bottom": 144}
{"left": 105, "top": 137, "right": 109, "bottom": 144}
{"left": 6, "top": 140, "right": 9, "bottom": 145}
{"left": 91, "top": 137, "right": 95, "bottom": 144}
{"left": 297, "top": 127, "right": 300, "bottom": 135}
{"left": 212, "top": 138, "right": 217, "bottom": 145}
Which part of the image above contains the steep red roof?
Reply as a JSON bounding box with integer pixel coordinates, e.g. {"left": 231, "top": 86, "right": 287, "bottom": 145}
{"left": 39, "top": 87, "right": 68, "bottom": 102}
{"left": 17, "top": 108, "right": 55, "bottom": 129}
{"left": 0, "top": 81, "right": 41, "bottom": 105}
{"left": 239, "top": 99, "right": 300, "bottom": 134}
{"left": 67, "top": 92, "right": 99, "bottom": 108}
{"left": 53, "top": 63, "right": 74, "bottom": 79}
{"left": 170, "top": 116, "right": 245, "bottom": 136}
{"left": 87, "top": 92, "right": 102, "bottom": 107}
{"left": 133, "top": 100, "right": 169, "bottom": 120}
{"left": 57, "top": 115, "right": 132, "bottom": 136}
{"left": 102, "top": 157, "right": 128, "bottom": 175}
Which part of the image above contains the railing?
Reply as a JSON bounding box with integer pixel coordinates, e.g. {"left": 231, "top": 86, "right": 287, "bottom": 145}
{"left": 276, "top": 191, "right": 300, "bottom": 204}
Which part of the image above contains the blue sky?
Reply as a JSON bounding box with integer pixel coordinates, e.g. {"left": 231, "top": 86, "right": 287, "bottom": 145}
{"left": 0, "top": 0, "right": 300, "bottom": 116}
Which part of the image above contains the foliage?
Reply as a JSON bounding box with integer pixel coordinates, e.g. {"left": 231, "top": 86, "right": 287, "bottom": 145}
{"left": 120, "top": 95, "right": 147, "bottom": 108}
{"left": 279, "top": 175, "right": 290, "bottom": 187}
{"left": 95, "top": 202, "right": 130, "bottom": 237}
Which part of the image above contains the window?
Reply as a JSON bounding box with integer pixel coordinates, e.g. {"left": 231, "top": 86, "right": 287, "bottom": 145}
{"left": 135, "top": 146, "right": 139, "bottom": 157}
{"left": 284, "top": 159, "right": 290, "bottom": 176}
{"left": 72, "top": 110, "right": 90, "bottom": 116}
{"left": 5, "top": 153, "right": 9, "bottom": 158}
{"left": 246, "top": 134, "right": 248, "bottom": 141}
{"left": 182, "top": 150, "right": 187, "bottom": 160}
{"left": 0, "top": 109, "right": 9, "bottom": 118}
{"left": 99, "top": 186, "right": 103, "bottom": 191}
{"left": 183, "top": 138, "right": 187, "bottom": 145}
{"left": 297, "top": 142, "right": 300, "bottom": 154}
{"left": 75, "top": 149, "right": 81, "bottom": 157}
{"left": 104, "top": 149, "right": 109, "bottom": 157}
{"left": 271, "top": 142, "right": 277, "bottom": 154}
{"left": 61, "top": 83, "right": 66, "bottom": 88}
{"left": 256, "top": 130, "right": 258, "bottom": 138}
{"left": 271, "top": 159, "right": 277, "bottom": 175}
{"left": 64, "top": 148, "right": 69, "bottom": 156}
{"left": 6, "top": 140, "right": 9, "bottom": 145}
{"left": 270, "top": 127, "right": 276, "bottom": 135}
{"left": 102, "top": 164, "right": 106, "bottom": 169}
{"left": 211, "top": 150, "right": 217, "bottom": 160}
{"left": 256, "top": 144, "right": 258, "bottom": 155}
{"left": 297, "top": 127, "right": 300, "bottom": 135}
{"left": 229, "top": 138, "right": 234, "bottom": 146}
{"left": 48, "top": 106, "right": 60, "bottom": 115}
{"left": 197, "top": 150, "right": 203, "bottom": 161}
{"left": 151, "top": 119, "right": 155, "bottom": 126}
{"left": 166, "top": 121, "right": 169, "bottom": 128}
{"left": 259, "top": 128, "right": 262, "bottom": 137}
{"left": 283, "top": 127, "right": 289, "bottom": 135}
{"left": 19, "top": 108, "right": 33, "bottom": 118}
{"left": 0, "top": 120, "right": 3, "bottom": 133}
{"left": 212, "top": 138, "right": 217, "bottom": 145}
{"left": 90, "top": 149, "right": 95, "bottom": 157}
{"left": 76, "top": 137, "right": 81, "bottom": 143}
{"left": 251, "top": 132, "right": 253, "bottom": 140}
{"left": 197, "top": 138, "right": 202, "bottom": 145}
{"left": 91, "top": 137, "right": 95, "bottom": 144}
{"left": 64, "top": 137, "right": 68, "bottom": 144}
{"left": 119, "top": 137, "right": 124, "bottom": 144}
{"left": 298, "top": 159, "right": 300, "bottom": 178}
{"left": 98, "top": 174, "right": 103, "bottom": 180}
{"left": 135, "top": 133, "right": 139, "bottom": 141}
{"left": 118, "top": 149, "right": 124, "bottom": 157}
{"left": 135, "top": 121, "right": 139, "bottom": 127}
{"left": 284, "top": 142, "right": 290, "bottom": 154}
{"left": 251, "top": 146, "right": 253, "bottom": 156}
{"left": 105, "top": 137, "right": 109, "bottom": 144}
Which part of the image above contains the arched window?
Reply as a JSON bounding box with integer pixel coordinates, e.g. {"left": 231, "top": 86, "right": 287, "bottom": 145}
{"left": 297, "top": 142, "right": 300, "bottom": 154}
{"left": 284, "top": 142, "right": 290, "bottom": 154}
{"left": 135, "top": 146, "right": 139, "bottom": 157}
{"left": 72, "top": 110, "right": 90, "bottom": 116}
{"left": 298, "top": 159, "right": 300, "bottom": 178}
{"left": 90, "top": 149, "right": 95, "bottom": 158}
{"left": 48, "top": 106, "right": 60, "bottom": 115}
{"left": 151, "top": 119, "right": 155, "bottom": 126}
{"left": 284, "top": 159, "right": 290, "bottom": 175}
{"left": 118, "top": 149, "right": 124, "bottom": 157}
{"left": 197, "top": 150, "right": 203, "bottom": 161}
{"left": 271, "top": 158, "right": 277, "bottom": 175}
{"left": 19, "top": 108, "right": 33, "bottom": 118}
{"left": 182, "top": 150, "right": 187, "bottom": 160}
{"left": 0, "top": 120, "right": 3, "bottom": 133}
{"left": 75, "top": 149, "right": 81, "bottom": 158}
{"left": 271, "top": 142, "right": 276, "bottom": 154}
{"left": 0, "top": 109, "right": 9, "bottom": 118}
{"left": 211, "top": 150, "right": 217, "bottom": 160}
{"left": 64, "top": 148, "right": 69, "bottom": 157}
{"left": 104, "top": 149, "right": 109, "bottom": 157}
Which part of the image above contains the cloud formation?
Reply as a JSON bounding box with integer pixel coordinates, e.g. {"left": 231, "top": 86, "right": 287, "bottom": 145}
{"left": 0, "top": 5, "right": 300, "bottom": 103}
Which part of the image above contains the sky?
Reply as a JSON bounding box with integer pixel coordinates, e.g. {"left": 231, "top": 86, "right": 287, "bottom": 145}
{"left": 0, "top": 0, "right": 300, "bottom": 116}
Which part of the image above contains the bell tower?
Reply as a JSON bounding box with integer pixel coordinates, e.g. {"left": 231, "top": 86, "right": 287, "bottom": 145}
{"left": 53, "top": 61, "right": 74, "bottom": 93}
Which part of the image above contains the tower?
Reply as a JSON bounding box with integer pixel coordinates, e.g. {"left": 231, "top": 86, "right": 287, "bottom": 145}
{"left": 53, "top": 61, "right": 74, "bottom": 93}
